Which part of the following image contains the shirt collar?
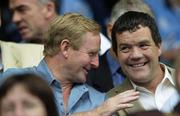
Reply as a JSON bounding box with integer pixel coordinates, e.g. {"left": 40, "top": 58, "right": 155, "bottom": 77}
{"left": 106, "top": 50, "right": 120, "bottom": 74}
{"left": 36, "top": 59, "right": 90, "bottom": 92}
{"left": 160, "top": 63, "right": 175, "bottom": 86}
{"left": 36, "top": 58, "right": 56, "bottom": 86}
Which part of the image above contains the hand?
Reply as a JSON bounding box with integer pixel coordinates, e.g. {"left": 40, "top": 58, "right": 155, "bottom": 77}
{"left": 70, "top": 90, "right": 139, "bottom": 116}
{"left": 94, "top": 89, "right": 139, "bottom": 116}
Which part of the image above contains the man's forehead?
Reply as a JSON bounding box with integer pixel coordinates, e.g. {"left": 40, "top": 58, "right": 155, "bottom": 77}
{"left": 116, "top": 27, "right": 153, "bottom": 44}
{"left": 9, "top": 0, "right": 38, "bottom": 8}
{"left": 118, "top": 26, "right": 151, "bottom": 36}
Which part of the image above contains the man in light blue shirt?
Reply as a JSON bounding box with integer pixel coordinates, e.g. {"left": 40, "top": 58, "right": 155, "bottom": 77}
{"left": 1, "top": 13, "right": 139, "bottom": 116}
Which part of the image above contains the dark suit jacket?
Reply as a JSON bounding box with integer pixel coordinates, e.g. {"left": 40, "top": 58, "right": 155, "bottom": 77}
{"left": 107, "top": 65, "right": 175, "bottom": 116}
{"left": 86, "top": 51, "right": 114, "bottom": 92}
{"left": 174, "top": 101, "right": 180, "bottom": 113}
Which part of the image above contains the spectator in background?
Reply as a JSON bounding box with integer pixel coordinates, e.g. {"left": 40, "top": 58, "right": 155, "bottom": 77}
{"left": 107, "top": 11, "right": 179, "bottom": 115}
{"left": 8, "top": 0, "right": 59, "bottom": 43}
{"left": 144, "top": 0, "right": 180, "bottom": 66}
{"left": 165, "top": 0, "right": 180, "bottom": 22}
{"left": 0, "top": 0, "right": 59, "bottom": 72}
{"left": 87, "top": 0, "right": 154, "bottom": 92}
{"left": 0, "top": 73, "right": 59, "bottom": 116}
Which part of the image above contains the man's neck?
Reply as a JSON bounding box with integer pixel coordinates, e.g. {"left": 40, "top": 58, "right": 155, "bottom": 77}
{"left": 45, "top": 56, "right": 73, "bottom": 111}
{"left": 61, "top": 82, "right": 72, "bottom": 112}
{"left": 134, "top": 64, "right": 164, "bottom": 93}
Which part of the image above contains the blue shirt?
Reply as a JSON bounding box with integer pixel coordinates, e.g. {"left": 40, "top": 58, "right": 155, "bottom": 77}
{"left": 0, "top": 59, "right": 106, "bottom": 116}
{"left": 60, "top": 0, "right": 93, "bottom": 19}
{"left": 106, "top": 51, "right": 125, "bottom": 86}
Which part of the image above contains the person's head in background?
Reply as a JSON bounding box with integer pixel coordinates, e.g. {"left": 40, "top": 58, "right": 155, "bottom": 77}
{"left": 166, "top": 0, "right": 180, "bottom": 10}
{"left": 9, "top": 0, "right": 59, "bottom": 43}
{"left": 0, "top": 73, "right": 59, "bottom": 116}
{"left": 106, "top": 0, "right": 154, "bottom": 58}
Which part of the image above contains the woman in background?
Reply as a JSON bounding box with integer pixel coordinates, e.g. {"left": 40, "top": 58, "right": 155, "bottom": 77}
{"left": 0, "top": 73, "right": 59, "bottom": 116}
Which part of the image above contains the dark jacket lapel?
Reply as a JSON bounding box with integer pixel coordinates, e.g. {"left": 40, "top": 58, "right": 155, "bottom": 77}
{"left": 87, "top": 52, "right": 113, "bottom": 92}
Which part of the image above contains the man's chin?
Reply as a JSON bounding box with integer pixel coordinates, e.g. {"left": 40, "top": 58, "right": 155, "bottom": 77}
{"left": 22, "top": 37, "right": 42, "bottom": 43}
{"left": 21, "top": 34, "right": 32, "bottom": 41}
{"left": 76, "top": 78, "right": 87, "bottom": 84}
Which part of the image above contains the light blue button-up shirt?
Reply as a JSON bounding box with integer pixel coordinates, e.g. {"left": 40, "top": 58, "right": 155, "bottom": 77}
{"left": 0, "top": 59, "right": 106, "bottom": 116}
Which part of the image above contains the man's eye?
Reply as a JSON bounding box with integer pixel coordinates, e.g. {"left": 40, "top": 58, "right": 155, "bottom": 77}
{"left": 17, "top": 8, "right": 27, "bottom": 13}
{"left": 1, "top": 105, "right": 14, "bottom": 113}
{"left": 139, "top": 44, "right": 149, "bottom": 49}
{"left": 119, "top": 46, "right": 130, "bottom": 53}
{"left": 23, "top": 102, "right": 35, "bottom": 109}
{"left": 15, "top": 6, "right": 29, "bottom": 14}
{"left": 88, "top": 52, "right": 98, "bottom": 58}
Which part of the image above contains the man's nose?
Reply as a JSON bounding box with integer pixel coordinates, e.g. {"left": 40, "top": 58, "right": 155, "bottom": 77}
{"left": 14, "top": 106, "right": 25, "bottom": 116}
{"left": 12, "top": 12, "right": 22, "bottom": 23}
{"left": 130, "top": 47, "right": 143, "bottom": 60}
{"left": 90, "top": 54, "right": 99, "bottom": 68}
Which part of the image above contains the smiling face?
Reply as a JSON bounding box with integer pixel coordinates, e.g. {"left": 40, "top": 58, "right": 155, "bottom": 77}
{"left": 0, "top": 84, "right": 47, "bottom": 116}
{"left": 9, "top": 0, "right": 51, "bottom": 42}
{"left": 64, "top": 32, "right": 101, "bottom": 83}
{"left": 116, "top": 26, "right": 162, "bottom": 84}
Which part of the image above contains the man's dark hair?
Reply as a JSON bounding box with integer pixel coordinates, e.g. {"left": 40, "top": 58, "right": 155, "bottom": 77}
{"left": 111, "top": 11, "right": 161, "bottom": 55}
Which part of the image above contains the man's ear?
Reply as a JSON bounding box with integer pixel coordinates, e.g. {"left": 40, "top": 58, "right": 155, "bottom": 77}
{"left": 42, "top": 1, "right": 56, "bottom": 19}
{"left": 60, "top": 39, "right": 71, "bottom": 58}
{"left": 106, "top": 23, "right": 113, "bottom": 40}
{"left": 158, "top": 43, "right": 162, "bottom": 57}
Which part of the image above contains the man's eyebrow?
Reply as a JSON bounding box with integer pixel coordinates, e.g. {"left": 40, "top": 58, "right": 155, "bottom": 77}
{"left": 139, "top": 40, "right": 150, "bottom": 43}
{"left": 10, "top": 5, "right": 28, "bottom": 11}
{"left": 118, "top": 43, "right": 131, "bottom": 46}
{"left": 138, "top": 40, "right": 151, "bottom": 45}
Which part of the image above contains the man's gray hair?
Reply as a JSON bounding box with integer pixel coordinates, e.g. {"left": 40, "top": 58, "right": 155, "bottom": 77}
{"left": 109, "top": 0, "right": 154, "bottom": 24}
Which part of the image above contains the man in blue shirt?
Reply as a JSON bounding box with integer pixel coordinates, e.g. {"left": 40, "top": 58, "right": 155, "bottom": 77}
{"left": 1, "top": 13, "right": 139, "bottom": 116}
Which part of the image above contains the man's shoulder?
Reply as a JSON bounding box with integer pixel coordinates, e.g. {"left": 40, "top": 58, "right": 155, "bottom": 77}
{"left": 1, "top": 67, "right": 37, "bottom": 80}
{"left": 107, "top": 84, "right": 125, "bottom": 98}
{"left": 107, "top": 78, "right": 133, "bottom": 98}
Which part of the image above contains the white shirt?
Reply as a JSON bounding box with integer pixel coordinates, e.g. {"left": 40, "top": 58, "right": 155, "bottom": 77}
{"left": 131, "top": 64, "right": 179, "bottom": 113}
{"left": 99, "top": 33, "right": 111, "bottom": 55}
